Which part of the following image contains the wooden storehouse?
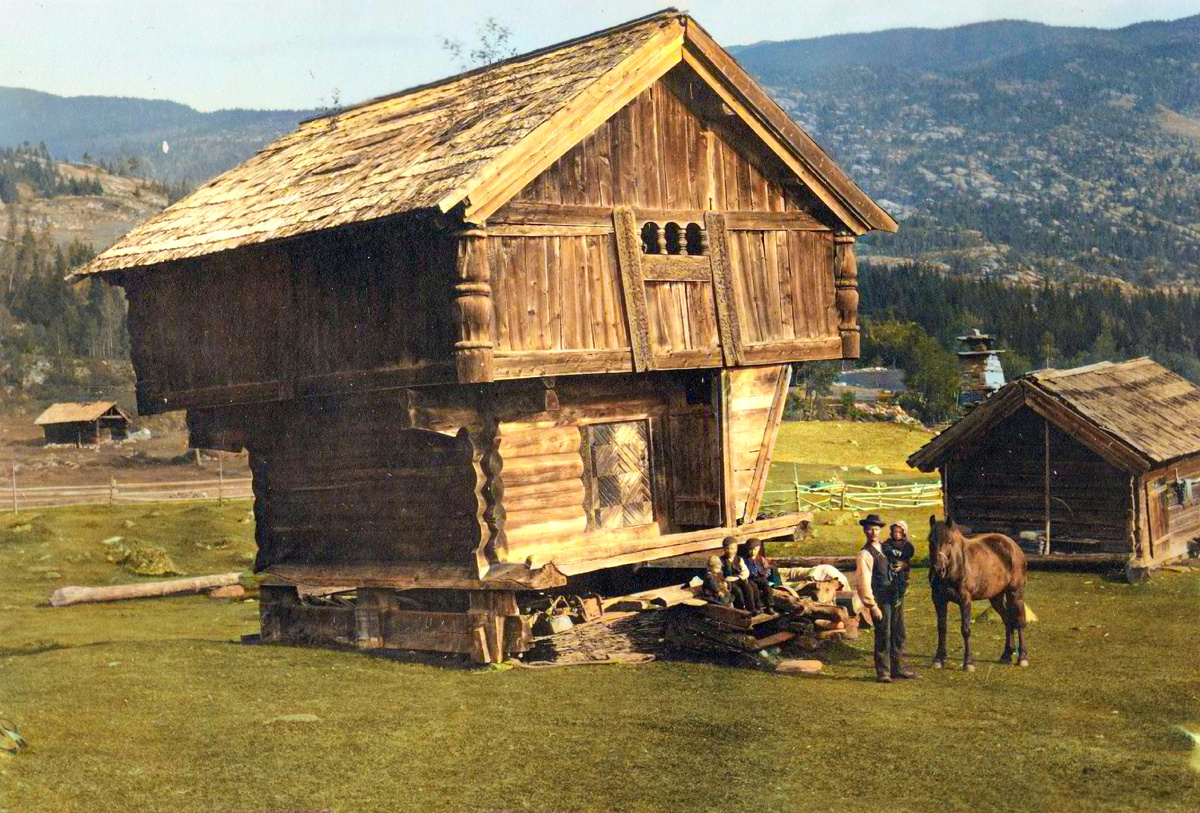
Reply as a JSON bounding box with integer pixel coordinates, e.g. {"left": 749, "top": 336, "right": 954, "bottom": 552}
{"left": 73, "top": 10, "right": 896, "bottom": 661}
{"left": 34, "top": 401, "right": 131, "bottom": 446}
{"left": 908, "top": 359, "right": 1200, "bottom": 569}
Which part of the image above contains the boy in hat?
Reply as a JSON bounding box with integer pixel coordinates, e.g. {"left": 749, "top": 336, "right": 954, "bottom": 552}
{"left": 854, "top": 514, "right": 918, "bottom": 683}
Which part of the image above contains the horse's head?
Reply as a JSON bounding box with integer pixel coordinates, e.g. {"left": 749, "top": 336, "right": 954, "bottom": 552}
{"left": 928, "top": 515, "right": 962, "bottom": 579}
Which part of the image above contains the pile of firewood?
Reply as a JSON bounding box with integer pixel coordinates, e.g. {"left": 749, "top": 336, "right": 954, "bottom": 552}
{"left": 521, "top": 578, "right": 859, "bottom": 666}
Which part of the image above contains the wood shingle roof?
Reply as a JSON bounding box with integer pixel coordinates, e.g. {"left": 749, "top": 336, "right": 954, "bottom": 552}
{"left": 908, "top": 358, "right": 1200, "bottom": 473}
{"left": 76, "top": 9, "right": 895, "bottom": 278}
{"left": 34, "top": 401, "right": 128, "bottom": 426}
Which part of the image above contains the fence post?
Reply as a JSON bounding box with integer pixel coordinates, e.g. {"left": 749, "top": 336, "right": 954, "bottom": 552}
{"left": 109, "top": 477, "right": 116, "bottom": 506}
{"left": 840, "top": 483, "right": 847, "bottom": 511}
{"left": 218, "top": 453, "right": 224, "bottom": 506}
{"left": 792, "top": 464, "right": 801, "bottom": 514}
{"left": 10, "top": 460, "right": 16, "bottom": 514}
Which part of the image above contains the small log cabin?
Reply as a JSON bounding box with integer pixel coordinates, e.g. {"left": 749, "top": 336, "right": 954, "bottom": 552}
{"left": 908, "top": 359, "right": 1200, "bottom": 569}
{"left": 35, "top": 401, "right": 131, "bottom": 446}
{"left": 74, "top": 10, "right": 896, "bottom": 661}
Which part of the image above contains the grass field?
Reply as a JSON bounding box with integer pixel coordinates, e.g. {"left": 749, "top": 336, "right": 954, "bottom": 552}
{"left": 2, "top": 421, "right": 1198, "bottom": 812}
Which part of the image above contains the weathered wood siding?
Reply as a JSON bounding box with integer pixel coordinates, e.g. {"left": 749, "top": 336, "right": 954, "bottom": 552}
{"left": 246, "top": 396, "right": 486, "bottom": 572}
{"left": 124, "top": 223, "right": 456, "bottom": 414}
{"left": 726, "top": 230, "right": 837, "bottom": 347}
{"left": 946, "top": 407, "right": 1131, "bottom": 552}
{"left": 490, "top": 65, "right": 843, "bottom": 373}
{"left": 513, "top": 67, "right": 808, "bottom": 212}
{"left": 725, "top": 366, "right": 790, "bottom": 522}
{"left": 489, "top": 235, "right": 629, "bottom": 354}
{"left": 1141, "top": 456, "right": 1200, "bottom": 563}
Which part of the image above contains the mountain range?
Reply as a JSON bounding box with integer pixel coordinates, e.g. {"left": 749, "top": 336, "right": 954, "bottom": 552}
{"left": 731, "top": 15, "right": 1200, "bottom": 285}
{"left": 3, "top": 13, "right": 1199, "bottom": 284}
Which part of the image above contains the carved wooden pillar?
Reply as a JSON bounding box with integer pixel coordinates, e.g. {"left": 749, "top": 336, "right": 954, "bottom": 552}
{"left": 834, "top": 234, "right": 860, "bottom": 360}
{"left": 452, "top": 227, "right": 494, "bottom": 383}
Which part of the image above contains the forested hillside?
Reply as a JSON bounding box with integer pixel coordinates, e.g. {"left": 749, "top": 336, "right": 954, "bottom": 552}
{"left": 733, "top": 15, "right": 1200, "bottom": 285}
{"left": 0, "top": 87, "right": 312, "bottom": 184}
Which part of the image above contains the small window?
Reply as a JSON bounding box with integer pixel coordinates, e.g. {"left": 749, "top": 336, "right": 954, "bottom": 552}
{"left": 640, "top": 222, "right": 661, "bottom": 255}
{"left": 664, "top": 222, "right": 684, "bottom": 255}
{"left": 639, "top": 220, "right": 707, "bottom": 256}
{"left": 582, "top": 420, "right": 654, "bottom": 531}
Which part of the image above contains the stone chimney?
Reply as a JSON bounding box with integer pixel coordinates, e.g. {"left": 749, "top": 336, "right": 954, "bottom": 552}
{"left": 957, "top": 329, "right": 1005, "bottom": 410}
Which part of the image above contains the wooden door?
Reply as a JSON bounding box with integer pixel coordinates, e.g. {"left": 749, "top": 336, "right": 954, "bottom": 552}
{"left": 582, "top": 420, "right": 654, "bottom": 531}
{"left": 667, "top": 408, "right": 723, "bottom": 528}
{"left": 1146, "top": 483, "right": 1171, "bottom": 559}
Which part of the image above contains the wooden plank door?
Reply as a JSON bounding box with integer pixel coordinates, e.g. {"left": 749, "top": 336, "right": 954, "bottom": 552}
{"left": 1146, "top": 483, "right": 1171, "bottom": 559}
{"left": 582, "top": 420, "right": 654, "bottom": 531}
{"left": 667, "top": 408, "right": 723, "bottom": 528}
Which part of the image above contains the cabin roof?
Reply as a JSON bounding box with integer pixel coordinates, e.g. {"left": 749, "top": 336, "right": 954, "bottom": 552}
{"left": 907, "top": 358, "right": 1200, "bottom": 474}
{"left": 76, "top": 9, "right": 896, "bottom": 278}
{"left": 35, "top": 401, "right": 129, "bottom": 426}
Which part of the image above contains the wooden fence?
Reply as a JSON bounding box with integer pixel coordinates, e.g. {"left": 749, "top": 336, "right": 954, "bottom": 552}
{"left": 761, "top": 474, "right": 943, "bottom": 514}
{"left": 7, "top": 469, "right": 253, "bottom": 512}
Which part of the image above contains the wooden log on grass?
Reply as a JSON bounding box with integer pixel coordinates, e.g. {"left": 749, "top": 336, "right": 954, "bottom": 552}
{"left": 48, "top": 572, "right": 242, "bottom": 607}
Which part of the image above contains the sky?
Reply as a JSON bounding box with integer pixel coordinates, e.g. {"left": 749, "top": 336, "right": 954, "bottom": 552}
{"left": 4, "top": 0, "right": 1198, "bottom": 112}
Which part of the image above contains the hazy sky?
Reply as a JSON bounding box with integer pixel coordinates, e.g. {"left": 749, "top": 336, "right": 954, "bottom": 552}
{"left": 5, "top": 0, "right": 1198, "bottom": 111}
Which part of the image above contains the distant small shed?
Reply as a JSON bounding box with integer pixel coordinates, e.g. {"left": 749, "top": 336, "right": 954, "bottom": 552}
{"left": 34, "top": 401, "right": 131, "bottom": 446}
{"left": 908, "top": 358, "right": 1200, "bottom": 567}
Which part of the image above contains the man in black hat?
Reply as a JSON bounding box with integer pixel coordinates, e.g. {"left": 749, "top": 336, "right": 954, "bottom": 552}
{"left": 853, "top": 513, "right": 918, "bottom": 683}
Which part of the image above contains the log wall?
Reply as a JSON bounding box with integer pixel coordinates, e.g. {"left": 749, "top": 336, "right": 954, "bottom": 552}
{"left": 245, "top": 393, "right": 486, "bottom": 573}
{"left": 946, "top": 407, "right": 1131, "bottom": 552}
{"left": 123, "top": 222, "right": 456, "bottom": 414}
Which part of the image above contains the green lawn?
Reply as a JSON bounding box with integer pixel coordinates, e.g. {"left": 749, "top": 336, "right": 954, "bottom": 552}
{"left": 2, "top": 423, "right": 1199, "bottom": 812}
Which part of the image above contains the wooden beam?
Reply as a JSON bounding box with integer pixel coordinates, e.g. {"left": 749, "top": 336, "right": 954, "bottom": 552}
{"left": 650, "top": 348, "right": 723, "bottom": 369}
{"left": 612, "top": 206, "right": 654, "bottom": 372}
{"left": 743, "top": 364, "right": 792, "bottom": 523}
{"left": 553, "top": 513, "right": 803, "bottom": 575}
{"left": 705, "top": 212, "right": 743, "bottom": 366}
{"left": 491, "top": 201, "right": 613, "bottom": 226}
{"left": 452, "top": 227, "right": 495, "bottom": 384}
{"left": 1044, "top": 416, "right": 1052, "bottom": 555}
{"left": 725, "top": 211, "right": 829, "bottom": 231}
{"left": 262, "top": 561, "right": 567, "bottom": 591}
{"left": 487, "top": 223, "right": 614, "bottom": 237}
{"left": 719, "top": 370, "right": 737, "bottom": 525}
{"left": 833, "top": 235, "right": 860, "bottom": 360}
{"left": 294, "top": 362, "right": 456, "bottom": 399}
{"left": 493, "top": 349, "right": 634, "bottom": 379}
{"left": 137, "top": 380, "right": 290, "bottom": 415}
{"left": 738, "top": 337, "right": 843, "bottom": 364}
{"left": 1021, "top": 385, "right": 1149, "bottom": 473}
{"left": 641, "top": 255, "right": 712, "bottom": 281}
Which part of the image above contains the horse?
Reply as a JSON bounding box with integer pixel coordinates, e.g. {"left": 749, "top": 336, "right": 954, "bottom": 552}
{"left": 928, "top": 516, "right": 1029, "bottom": 671}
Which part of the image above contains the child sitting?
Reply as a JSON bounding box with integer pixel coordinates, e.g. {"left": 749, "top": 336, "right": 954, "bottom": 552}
{"left": 741, "top": 537, "right": 776, "bottom": 614}
{"left": 700, "top": 556, "right": 734, "bottom": 606}
{"left": 719, "top": 536, "right": 764, "bottom": 613}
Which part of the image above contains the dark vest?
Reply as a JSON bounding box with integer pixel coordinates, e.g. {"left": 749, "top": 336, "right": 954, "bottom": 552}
{"left": 866, "top": 544, "right": 896, "bottom": 604}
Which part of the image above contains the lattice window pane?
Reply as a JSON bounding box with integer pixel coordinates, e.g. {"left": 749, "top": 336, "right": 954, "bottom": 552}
{"left": 583, "top": 420, "right": 653, "bottom": 531}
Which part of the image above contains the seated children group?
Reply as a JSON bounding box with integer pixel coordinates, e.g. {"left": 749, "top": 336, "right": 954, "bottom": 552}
{"left": 701, "top": 536, "right": 778, "bottom": 613}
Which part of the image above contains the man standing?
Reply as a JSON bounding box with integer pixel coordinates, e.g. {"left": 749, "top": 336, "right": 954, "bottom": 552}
{"left": 854, "top": 514, "right": 918, "bottom": 683}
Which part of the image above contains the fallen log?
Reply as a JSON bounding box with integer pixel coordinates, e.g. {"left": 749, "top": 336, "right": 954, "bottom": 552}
{"left": 48, "top": 572, "right": 243, "bottom": 607}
